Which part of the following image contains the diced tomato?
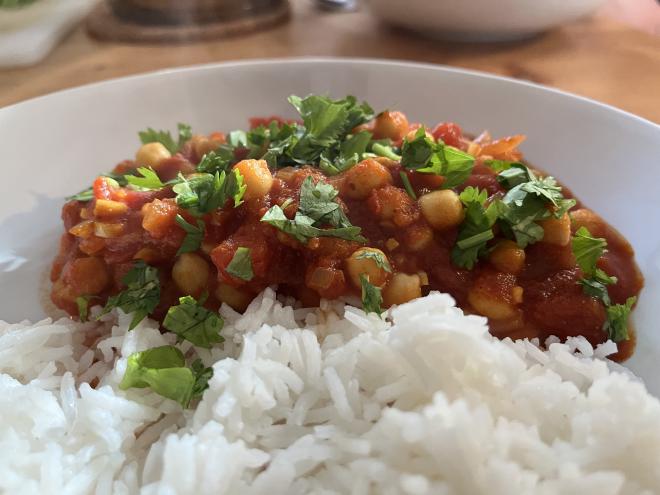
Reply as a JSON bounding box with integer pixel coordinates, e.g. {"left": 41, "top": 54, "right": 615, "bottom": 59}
{"left": 432, "top": 122, "right": 463, "bottom": 148}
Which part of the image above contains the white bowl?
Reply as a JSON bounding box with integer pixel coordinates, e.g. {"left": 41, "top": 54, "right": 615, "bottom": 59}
{"left": 1, "top": 58, "right": 659, "bottom": 394}
{"left": 365, "top": 0, "right": 608, "bottom": 41}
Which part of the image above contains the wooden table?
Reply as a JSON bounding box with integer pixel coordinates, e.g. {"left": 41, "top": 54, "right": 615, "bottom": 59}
{"left": 2, "top": 0, "right": 660, "bottom": 123}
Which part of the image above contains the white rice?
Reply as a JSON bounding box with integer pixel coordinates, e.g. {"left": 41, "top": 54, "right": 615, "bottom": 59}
{"left": 1, "top": 289, "right": 659, "bottom": 495}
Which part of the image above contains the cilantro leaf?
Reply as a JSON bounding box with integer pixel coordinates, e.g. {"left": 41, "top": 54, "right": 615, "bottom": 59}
{"left": 401, "top": 128, "right": 475, "bottom": 189}
{"left": 372, "top": 141, "right": 401, "bottom": 161}
{"left": 98, "top": 261, "right": 161, "bottom": 330}
{"left": 604, "top": 296, "right": 636, "bottom": 342}
{"left": 139, "top": 123, "right": 192, "bottom": 154}
{"left": 360, "top": 274, "right": 383, "bottom": 316}
{"left": 261, "top": 205, "right": 365, "bottom": 243}
{"left": 175, "top": 215, "right": 205, "bottom": 255}
{"left": 495, "top": 165, "right": 575, "bottom": 248}
{"left": 173, "top": 169, "right": 246, "bottom": 216}
{"left": 196, "top": 148, "right": 235, "bottom": 174}
{"left": 119, "top": 345, "right": 202, "bottom": 408}
{"left": 177, "top": 123, "right": 193, "bottom": 150}
{"left": 226, "top": 247, "right": 254, "bottom": 281}
{"left": 399, "top": 171, "right": 417, "bottom": 200}
{"left": 163, "top": 295, "right": 224, "bottom": 349}
{"left": 355, "top": 250, "right": 392, "bottom": 273}
{"left": 76, "top": 295, "right": 94, "bottom": 322}
{"left": 191, "top": 358, "right": 213, "bottom": 399}
{"left": 261, "top": 177, "right": 366, "bottom": 243}
{"left": 125, "top": 167, "right": 165, "bottom": 190}
{"left": 484, "top": 159, "right": 522, "bottom": 173}
{"left": 572, "top": 226, "right": 608, "bottom": 276}
{"left": 287, "top": 95, "right": 373, "bottom": 164}
{"left": 451, "top": 187, "right": 497, "bottom": 269}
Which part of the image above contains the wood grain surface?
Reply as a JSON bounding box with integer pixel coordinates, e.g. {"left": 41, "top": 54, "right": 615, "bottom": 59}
{"left": 2, "top": 0, "right": 660, "bottom": 122}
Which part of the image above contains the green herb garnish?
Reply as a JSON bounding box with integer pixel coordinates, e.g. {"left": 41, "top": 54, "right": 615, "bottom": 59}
{"left": 125, "top": 167, "right": 165, "bottom": 190}
{"left": 261, "top": 176, "right": 366, "bottom": 243}
{"left": 98, "top": 261, "right": 161, "bottom": 330}
{"left": 173, "top": 169, "right": 246, "bottom": 216}
{"left": 119, "top": 345, "right": 211, "bottom": 408}
{"left": 175, "top": 215, "right": 205, "bottom": 255}
{"left": 495, "top": 164, "right": 576, "bottom": 248}
{"left": 451, "top": 187, "right": 498, "bottom": 269}
{"left": 355, "top": 250, "right": 392, "bottom": 273}
{"left": 604, "top": 297, "right": 637, "bottom": 342}
{"left": 163, "top": 295, "right": 224, "bottom": 349}
{"left": 139, "top": 122, "right": 192, "bottom": 154}
{"left": 360, "top": 274, "right": 383, "bottom": 316}
{"left": 399, "top": 171, "right": 417, "bottom": 200}
{"left": 226, "top": 247, "right": 255, "bottom": 281}
{"left": 400, "top": 128, "right": 475, "bottom": 189}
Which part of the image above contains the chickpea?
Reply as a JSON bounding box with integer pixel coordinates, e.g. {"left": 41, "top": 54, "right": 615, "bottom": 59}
{"left": 402, "top": 223, "right": 433, "bottom": 252}
{"left": 467, "top": 271, "right": 521, "bottom": 320}
{"left": 64, "top": 257, "right": 109, "bottom": 295}
{"left": 135, "top": 142, "right": 171, "bottom": 169}
{"left": 418, "top": 190, "right": 464, "bottom": 231}
{"left": 382, "top": 273, "right": 422, "bottom": 307}
{"left": 342, "top": 159, "right": 393, "bottom": 200}
{"left": 372, "top": 111, "right": 409, "bottom": 141}
{"left": 215, "top": 283, "right": 253, "bottom": 312}
{"left": 539, "top": 212, "right": 571, "bottom": 246}
{"left": 233, "top": 159, "right": 273, "bottom": 201}
{"left": 489, "top": 240, "right": 526, "bottom": 275}
{"left": 345, "top": 247, "right": 391, "bottom": 289}
{"left": 191, "top": 134, "right": 224, "bottom": 159}
{"left": 172, "top": 253, "right": 210, "bottom": 296}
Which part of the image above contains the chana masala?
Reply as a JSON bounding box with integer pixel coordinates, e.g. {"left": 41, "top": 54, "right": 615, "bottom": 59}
{"left": 51, "top": 95, "right": 643, "bottom": 361}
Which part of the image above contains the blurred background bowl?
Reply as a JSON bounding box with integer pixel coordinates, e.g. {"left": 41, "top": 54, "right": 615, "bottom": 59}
{"left": 364, "top": 0, "right": 609, "bottom": 41}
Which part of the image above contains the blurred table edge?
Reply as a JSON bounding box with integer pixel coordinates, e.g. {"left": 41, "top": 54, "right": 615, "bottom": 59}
{"left": 0, "top": 0, "right": 659, "bottom": 123}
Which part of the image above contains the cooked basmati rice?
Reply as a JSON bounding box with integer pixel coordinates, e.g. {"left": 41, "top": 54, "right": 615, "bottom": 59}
{"left": 1, "top": 289, "right": 659, "bottom": 494}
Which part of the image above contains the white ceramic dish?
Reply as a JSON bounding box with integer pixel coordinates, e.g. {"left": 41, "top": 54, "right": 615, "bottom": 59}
{"left": 365, "top": 0, "right": 608, "bottom": 41}
{"left": 1, "top": 58, "right": 658, "bottom": 393}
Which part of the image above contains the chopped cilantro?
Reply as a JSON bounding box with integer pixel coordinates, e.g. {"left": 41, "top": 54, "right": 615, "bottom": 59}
{"left": 175, "top": 215, "right": 205, "bottom": 255}
{"left": 196, "top": 148, "right": 235, "bottom": 174}
{"left": 163, "top": 295, "right": 224, "bottom": 349}
{"left": 320, "top": 131, "right": 373, "bottom": 175}
{"left": 355, "top": 250, "right": 392, "bottom": 273}
{"left": 98, "top": 261, "right": 161, "bottom": 330}
{"left": 400, "top": 128, "right": 475, "bottom": 189}
{"left": 604, "top": 297, "right": 636, "bottom": 342}
{"left": 75, "top": 295, "right": 95, "bottom": 322}
{"left": 226, "top": 247, "right": 255, "bottom": 281}
{"left": 372, "top": 142, "right": 402, "bottom": 161}
{"left": 139, "top": 122, "right": 192, "bottom": 154}
{"left": 261, "top": 177, "right": 366, "bottom": 243}
{"left": 572, "top": 226, "right": 608, "bottom": 276}
{"left": 451, "top": 187, "right": 497, "bottom": 269}
{"left": 125, "top": 167, "right": 165, "bottom": 190}
{"left": 119, "top": 345, "right": 211, "bottom": 408}
{"left": 495, "top": 164, "right": 576, "bottom": 248}
{"left": 360, "top": 274, "right": 383, "bottom": 316}
{"left": 399, "top": 172, "right": 417, "bottom": 200}
{"left": 484, "top": 159, "right": 521, "bottom": 173}
{"left": 173, "top": 169, "right": 246, "bottom": 216}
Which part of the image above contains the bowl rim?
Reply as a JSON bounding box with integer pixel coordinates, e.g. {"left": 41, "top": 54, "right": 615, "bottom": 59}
{"left": 4, "top": 57, "right": 659, "bottom": 132}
